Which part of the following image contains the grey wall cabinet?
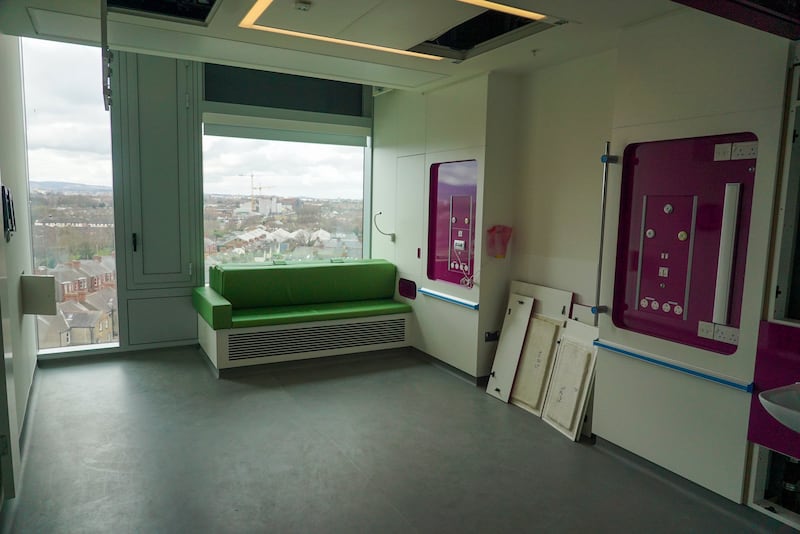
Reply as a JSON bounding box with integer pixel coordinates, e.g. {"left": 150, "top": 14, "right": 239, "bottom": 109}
{"left": 113, "top": 52, "right": 201, "bottom": 289}
{"left": 111, "top": 52, "right": 202, "bottom": 346}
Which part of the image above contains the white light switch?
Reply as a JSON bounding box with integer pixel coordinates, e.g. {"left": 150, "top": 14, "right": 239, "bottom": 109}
{"left": 714, "top": 143, "right": 732, "bottom": 161}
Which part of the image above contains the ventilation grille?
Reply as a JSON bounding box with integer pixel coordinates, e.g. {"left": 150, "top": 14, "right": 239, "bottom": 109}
{"left": 228, "top": 318, "right": 406, "bottom": 361}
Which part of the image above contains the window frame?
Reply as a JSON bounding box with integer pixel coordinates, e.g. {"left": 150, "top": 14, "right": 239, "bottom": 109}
{"left": 200, "top": 100, "right": 373, "bottom": 263}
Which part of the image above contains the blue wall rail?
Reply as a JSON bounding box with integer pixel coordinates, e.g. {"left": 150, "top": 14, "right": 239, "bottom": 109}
{"left": 418, "top": 287, "right": 479, "bottom": 310}
{"left": 594, "top": 340, "right": 753, "bottom": 393}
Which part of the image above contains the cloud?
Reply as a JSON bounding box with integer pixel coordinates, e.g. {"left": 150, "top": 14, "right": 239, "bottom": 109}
{"left": 202, "top": 136, "right": 364, "bottom": 199}
{"left": 21, "top": 38, "right": 365, "bottom": 201}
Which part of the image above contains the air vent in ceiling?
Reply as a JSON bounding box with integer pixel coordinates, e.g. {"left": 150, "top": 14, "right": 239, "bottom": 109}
{"left": 108, "top": 0, "right": 219, "bottom": 25}
{"left": 409, "top": 10, "right": 564, "bottom": 62}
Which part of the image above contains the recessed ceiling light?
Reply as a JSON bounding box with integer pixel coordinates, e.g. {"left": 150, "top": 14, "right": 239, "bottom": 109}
{"left": 456, "top": 0, "right": 547, "bottom": 21}
{"left": 239, "top": 0, "right": 443, "bottom": 61}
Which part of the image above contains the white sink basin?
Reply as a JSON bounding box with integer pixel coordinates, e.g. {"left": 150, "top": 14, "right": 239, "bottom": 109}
{"left": 759, "top": 383, "right": 800, "bottom": 433}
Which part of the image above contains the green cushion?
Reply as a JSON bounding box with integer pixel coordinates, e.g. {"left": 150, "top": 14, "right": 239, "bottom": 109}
{"left": 192, "top": 286, "right": 232, "bottom": 329}
{"left": 210, "top": 260, "right": 397, "bottom": 309}
{"left": 231, "top": 299, "right": 412, "bottom": 328}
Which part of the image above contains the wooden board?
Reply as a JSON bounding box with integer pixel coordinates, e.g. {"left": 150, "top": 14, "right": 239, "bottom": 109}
{"left": 509, "top": 280, "right": 572, "bottom": 322}
{"left": 509, "top": 317, "right": 559, "bottom": 416}
{"left": 506, "top": 280, "right": 573, "bottom": 415}
{"left": 485, "top": 293, "right": 534, "bottom": 402}
{"left": 542, "top": 321, "right": 598, "bottom": 441}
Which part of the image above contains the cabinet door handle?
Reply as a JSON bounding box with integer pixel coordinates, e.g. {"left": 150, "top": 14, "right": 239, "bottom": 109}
{"left": 132, "top": 232, "right": 137, "bottom": 252}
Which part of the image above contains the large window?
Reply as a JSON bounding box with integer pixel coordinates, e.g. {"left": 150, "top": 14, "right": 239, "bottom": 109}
{"left": 202, "top": 135, "right": 365, "bottom": 279}
{"left": 22, "top": 39, "right": 118, "bottom": 351}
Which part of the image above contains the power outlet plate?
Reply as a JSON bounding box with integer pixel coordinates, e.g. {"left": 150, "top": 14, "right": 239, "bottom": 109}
{"left": 731, "top": 141, "right": 758, "bottom": 160}
{"left": 698, "top": 321, "right": 715, "bottom": 339}
{"left": 713, "top": 324, "right": 740, "bottom": 345}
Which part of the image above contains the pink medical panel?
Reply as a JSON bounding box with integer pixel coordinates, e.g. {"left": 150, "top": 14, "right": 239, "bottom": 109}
{"left": 427, "top": 160, "right": 478, "bottom": 285}
{"left": 612, "top": 133, "right": 757, "bottom": 354}
{"left": 748, "top": 321, "right": 800, "bottom": 459}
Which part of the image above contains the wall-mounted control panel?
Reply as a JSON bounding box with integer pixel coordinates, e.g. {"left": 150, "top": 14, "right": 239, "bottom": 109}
{"left": 428, "top": 160, "right": 478, "bottom": 286}
{"left": 449, "top": 195, "right": 473, "bottom": 274}
{"left": 613, "top": 133, "right": 756, "bottom": 354}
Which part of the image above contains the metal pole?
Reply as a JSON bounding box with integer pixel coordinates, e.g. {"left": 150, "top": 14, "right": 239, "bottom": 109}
{"left": 594, "top": 142, "right": 616, "bottom": 326}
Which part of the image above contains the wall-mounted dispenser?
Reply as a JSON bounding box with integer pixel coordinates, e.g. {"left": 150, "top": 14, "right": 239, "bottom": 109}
{"left": 487, "top": 225, "right": 512, "bottom": 258}
{"left": 427, "top": 160, "right": 478, "bottom": 287}
{"left": 612, "top": 133, "right": 757, "bottom": 354}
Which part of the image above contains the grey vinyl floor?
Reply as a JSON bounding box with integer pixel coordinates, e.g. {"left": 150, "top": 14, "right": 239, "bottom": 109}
{"left": 3, "top": 346, "right": 791, "bottom": 533}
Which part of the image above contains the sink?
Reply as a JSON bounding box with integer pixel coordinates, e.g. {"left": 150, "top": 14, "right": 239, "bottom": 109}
{"left": 759, "top": 383, "right": 800, "bottom": 433}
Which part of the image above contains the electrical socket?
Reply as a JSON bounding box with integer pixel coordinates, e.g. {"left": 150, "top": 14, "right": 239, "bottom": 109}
{"left": 697, "top": 321, "right": 715, "bottom": 340}
{"left": 713, "top": 324, "right": 739, "bottom": 345}
{"left": 731, "top": 141, "right": 758, "bottom": 160}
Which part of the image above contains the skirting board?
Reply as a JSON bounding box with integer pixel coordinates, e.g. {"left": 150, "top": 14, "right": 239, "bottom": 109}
{"left": 197, "top": 313, "right": 411, "bottom": 370}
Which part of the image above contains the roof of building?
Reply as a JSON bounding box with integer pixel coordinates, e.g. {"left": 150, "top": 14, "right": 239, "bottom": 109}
{"left": 77, "top": 260, "right": 112, "bottom": 277}
{"left": 62, "top": 310, "right": 103, "bottom": 329}
{"left": 83, "top": 288, "right": 116, "bottom": 312}
{"left": 50, "top": 265, "right": 84, "bottom": 284}
{"left": 37, "top": 313, "right": 69, "bottom": 333}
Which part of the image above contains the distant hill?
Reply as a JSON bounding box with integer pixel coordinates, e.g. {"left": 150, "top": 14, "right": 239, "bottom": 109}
{"left": 30, "top": 181, "right": 113, "bottom": 194}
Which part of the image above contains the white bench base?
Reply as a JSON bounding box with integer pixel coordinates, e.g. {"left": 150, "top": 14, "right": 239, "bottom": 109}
{"left": 198, "top": 313, "right": 411, "bottom": 370}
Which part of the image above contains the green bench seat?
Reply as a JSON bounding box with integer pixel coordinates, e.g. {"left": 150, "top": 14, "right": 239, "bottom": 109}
{"left": 193, "top": 259, "right": 411, "bottom": 329}
{"left": 231, "top": 299, "right": 411, "bottom": 328}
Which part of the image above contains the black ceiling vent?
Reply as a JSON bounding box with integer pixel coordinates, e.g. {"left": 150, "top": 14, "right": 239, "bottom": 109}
{"left": 409, "top": 10, "right": 564, "bottom": 62}
{"left": 108, "top": 0, "right": 219, "bottom": 25}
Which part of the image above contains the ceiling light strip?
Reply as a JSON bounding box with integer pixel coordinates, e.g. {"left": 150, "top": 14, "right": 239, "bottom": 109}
{"left": 239, "top": 0, "right": 443, "bottom": 61}
{"left": 456, "top": 0, "right": 547, "bottom": 21}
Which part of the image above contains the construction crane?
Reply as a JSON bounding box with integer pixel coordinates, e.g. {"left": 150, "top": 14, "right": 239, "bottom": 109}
{"left": 238, "top": 173, "right": 274, "bottom": 212}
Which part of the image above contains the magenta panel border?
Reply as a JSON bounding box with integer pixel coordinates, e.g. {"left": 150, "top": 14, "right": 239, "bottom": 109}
{"left": 612, "top": 133, "right": 757, "bottom": 354}
{"left": 427, "top": 160, "right": 477, "bottom": 285}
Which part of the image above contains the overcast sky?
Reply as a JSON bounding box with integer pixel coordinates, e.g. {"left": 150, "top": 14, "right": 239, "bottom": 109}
{"left": 21, "top": 38, "right": 364, "bottom": 199}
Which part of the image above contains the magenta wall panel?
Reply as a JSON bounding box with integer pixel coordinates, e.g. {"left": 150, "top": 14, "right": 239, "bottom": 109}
{"left": 613, "top": 133, "right": 757, "bottom": 354}
{"left": 427, "top": 160, "right": 477, "bottom": 285}
{"left": 748, "top": 321, "right": 800, "bottom": 459}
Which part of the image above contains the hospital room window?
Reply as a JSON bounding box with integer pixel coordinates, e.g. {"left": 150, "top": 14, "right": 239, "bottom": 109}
{"left": 21, "top": 39, "right": 118, "bottom": 351}
{"left": 202, "top": 135, "right": 365, "bottom": 281}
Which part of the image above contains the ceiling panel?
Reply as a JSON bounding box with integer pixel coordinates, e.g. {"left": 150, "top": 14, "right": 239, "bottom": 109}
{"left": 27, "top": 8, "right": 449, "bottom": 89}
{"left": 338, "top": 0, "right": 484, "bottom": 50}
{"left": 253, "top": 0, "right": 383, "bottom": 37}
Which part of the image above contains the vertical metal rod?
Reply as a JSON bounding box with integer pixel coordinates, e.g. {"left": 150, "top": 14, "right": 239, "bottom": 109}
{"left": 594, "top": 141, "right": 612, "bottom": 327}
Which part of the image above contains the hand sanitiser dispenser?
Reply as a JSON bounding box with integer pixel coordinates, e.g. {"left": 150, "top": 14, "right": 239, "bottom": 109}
{"left": 612, "top": 133, "right": 757, "bottom": 354}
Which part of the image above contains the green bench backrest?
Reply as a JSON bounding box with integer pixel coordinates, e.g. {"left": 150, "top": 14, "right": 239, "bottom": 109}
{"left": 209, "top": 260, "right": 397, "bottom": 309}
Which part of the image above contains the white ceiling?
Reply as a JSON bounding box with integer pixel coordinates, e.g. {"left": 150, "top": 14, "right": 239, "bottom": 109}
{"left": 253, "top": 0, "right": 484, "bottom": 50}
{"left": 0, "top": 0, "right": 683, "bottom": 91}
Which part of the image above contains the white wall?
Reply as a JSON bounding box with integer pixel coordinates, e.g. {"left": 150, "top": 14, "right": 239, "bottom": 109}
{"left": 374, "top": 8, "right": 790, "bottom": 503}
{"left": 373, "top": 75, "right": 519, "bottom": 376}
{"left": 594, "top": 10, "right": 789, "bottom": 502}
{"left": 511, "top": 50, "right": 618, "bottom": 303}
{"left": 0, "top": 34, "right": 39, "bottom": 497}
{"left": 373, "top": 80, "right": 484, "bottom": 375}
{"left": 0, "top": 34, "right": 37, "bottom": 434}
